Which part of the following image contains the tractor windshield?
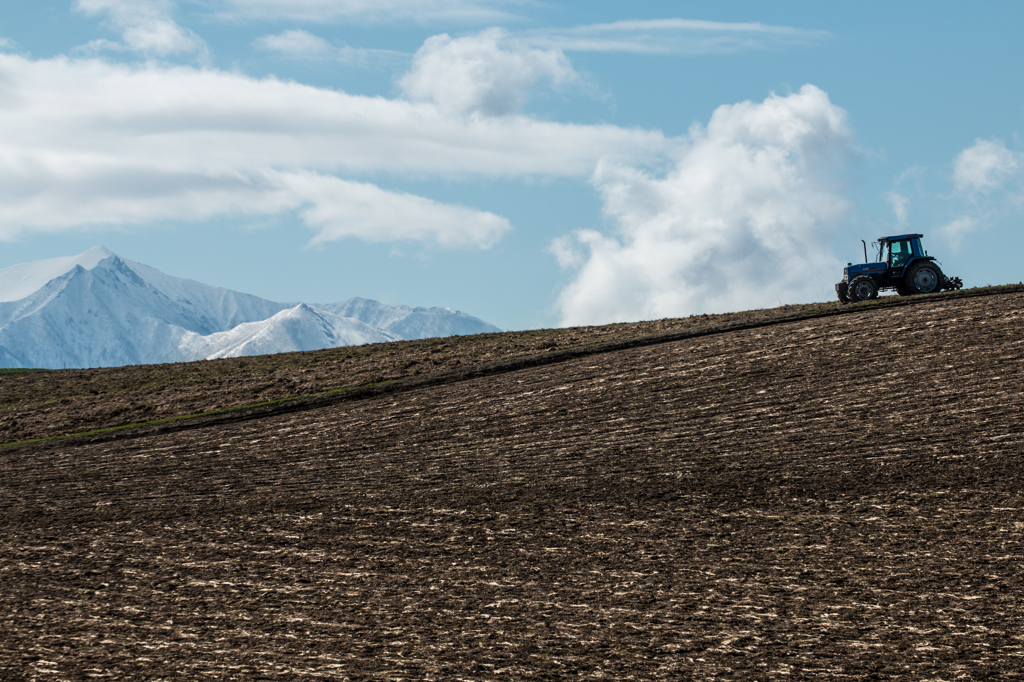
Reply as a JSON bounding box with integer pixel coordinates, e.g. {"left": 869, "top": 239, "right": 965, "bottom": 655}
{"left": 887, "top": 240, "right": 913, "bottom": 269}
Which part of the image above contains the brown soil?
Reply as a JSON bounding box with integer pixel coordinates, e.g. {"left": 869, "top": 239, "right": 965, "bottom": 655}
{"left": 2, "top": 289, "right": 1024, "bottom": 679}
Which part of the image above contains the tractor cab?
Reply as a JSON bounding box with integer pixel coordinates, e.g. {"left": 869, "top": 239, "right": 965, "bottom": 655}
{"left": 879, "top": 234, "right": 924, "bottom": 275}
{"left": 836, "top": 233, "right": 961, "bottom": 303}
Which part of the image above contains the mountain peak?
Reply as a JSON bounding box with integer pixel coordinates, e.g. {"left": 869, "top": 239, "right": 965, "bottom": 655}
{"left": 83, "top": 245, "right": 115, "bottom": 260}
{"left": 0, "top": 246, "right": 118, "bottom": 303}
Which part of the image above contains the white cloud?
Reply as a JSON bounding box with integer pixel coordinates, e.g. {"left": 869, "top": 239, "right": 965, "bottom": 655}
{"left": 75, "top": 38, "right": 129, "bottom": 55}
{"left": 953, "top": 138, "right": 1020, "bottom": 192}
{"left": 208, "top": 0, "right": 523, "bottom": 23}
{"left": 75, "top": 0, "right": 205, "bottom": 56}
{"left": 895, "top": 165, "right": 926, "bottom": 185}
{"left": 0, "top": 38, "right": 12, "bottom": 50}
{"left": 930, "top": 139, "right": 1024, "bottom": 252}
{"left": 254, "top": 29, "right": 405, "bottom": 65}
{"left": 552, "top": 85, "right": 855, "bottom": 326}
{"left": 0, "top": 52, "right": 667, "bottom": 177}
{"left": 398, "top": 28, "right": 578, "bottom": 116}
{"left": 549, "top": 234, "right": 583, "bottom": 270}
{"left": 939, "top": 216, "right": 978, "bottom": 252}
{"left": 255, "top": 29, "right": 334, "bottom": 59}
{"left": 286, "top": 173, "right": 509, "bottom": 247}
{"left": 525, "top": 18, "right": 828, "bottom": 55}
{"left": 886, "top": 191, "right": 909, "bottom": 225}
{"left": 0, "top": 53, "right": 671, "bottom": 245}
{"left": 0, "top": 161, "right": 506, "bottom": 249}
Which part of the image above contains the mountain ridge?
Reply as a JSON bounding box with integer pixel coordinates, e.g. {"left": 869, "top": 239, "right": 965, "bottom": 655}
{"left": 0, "top": 247, "right": 500, "bottom": 369}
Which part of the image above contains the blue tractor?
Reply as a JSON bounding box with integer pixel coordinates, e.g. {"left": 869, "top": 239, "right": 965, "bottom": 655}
{"left": 836, "top": 233, "right": 963, "bottom": 303}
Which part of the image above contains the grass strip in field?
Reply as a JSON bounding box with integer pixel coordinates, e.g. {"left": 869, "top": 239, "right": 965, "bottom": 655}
{"left": 0, "top": 380, "right": 395, "bottom": 449}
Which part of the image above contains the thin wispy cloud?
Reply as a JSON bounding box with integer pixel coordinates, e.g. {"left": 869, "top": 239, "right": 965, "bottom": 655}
{"left": 886, "top": 191, "right": 910, "bottom": 226}
{"left": 255, "top": 29, "right": 334, "bottom": 59}
{"left": 525, "top": 18, "right": 829, "bottom": 55}
{"left": 254, "top": 29, "right": 406, "bottom": 65}
{"left": 207, "top": 0, "right": 529, "bottom": 24}
{"left": 939, "top": 215, "right": 978, "bottom": 252}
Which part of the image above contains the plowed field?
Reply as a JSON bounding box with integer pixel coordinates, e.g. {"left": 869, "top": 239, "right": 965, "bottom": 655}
{"left": 3, "top": 291, "right": 1024, "bottom": 680}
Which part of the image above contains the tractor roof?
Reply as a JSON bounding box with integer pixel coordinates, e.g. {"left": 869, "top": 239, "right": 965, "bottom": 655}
{"left": 878, "top": 233, "right": 924, "bottom": 242}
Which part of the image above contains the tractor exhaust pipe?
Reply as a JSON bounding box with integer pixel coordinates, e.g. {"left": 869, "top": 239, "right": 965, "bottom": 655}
{"left": 861, "top": 240, "right": 868, "bottom": 263}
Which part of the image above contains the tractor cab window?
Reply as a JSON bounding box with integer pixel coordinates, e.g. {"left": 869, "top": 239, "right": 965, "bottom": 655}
{"left": 888, "top": 240, "right": 912, "bottom": 269}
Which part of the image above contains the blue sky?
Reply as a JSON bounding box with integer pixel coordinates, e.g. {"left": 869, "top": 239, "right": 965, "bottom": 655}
{"left": 1, "top": 1, "right": 1022, "bottom": 330}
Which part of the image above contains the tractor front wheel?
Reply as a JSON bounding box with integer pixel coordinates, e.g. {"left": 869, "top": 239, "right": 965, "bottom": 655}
{"left": 907, "top": 262, "right": 941, "bottom": 294}
{"left": 836, "top": 282, "right": 849, "bottom": 303}
{"left": 848, "top": 276, "right": 878, "bottom": 303}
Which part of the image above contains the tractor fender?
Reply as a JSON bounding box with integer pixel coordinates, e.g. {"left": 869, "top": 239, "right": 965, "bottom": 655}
{"left": 896, "top": 256, "right": 941, "bottom": 280}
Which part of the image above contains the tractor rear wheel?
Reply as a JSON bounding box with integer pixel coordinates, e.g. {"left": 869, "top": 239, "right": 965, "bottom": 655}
{"left": 907, "top": 262, "right": 941, "bottom": 294}
{"left": 848, "top": 276, "right": 878, "bottom": 302}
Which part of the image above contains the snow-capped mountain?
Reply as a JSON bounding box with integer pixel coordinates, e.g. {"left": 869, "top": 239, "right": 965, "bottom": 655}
{"left": 0, "top": 247, "right": 500, "bottom": 368}
{"left": 177, "top": 304, "right": 399, "bottom": 361}
{"left": 316, "top": 298, "right": 501, "bottom": 340}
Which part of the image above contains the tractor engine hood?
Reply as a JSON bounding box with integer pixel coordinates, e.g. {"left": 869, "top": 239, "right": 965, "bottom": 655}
{"left": 844, "top": 262, "right": 886, "bottom": 281}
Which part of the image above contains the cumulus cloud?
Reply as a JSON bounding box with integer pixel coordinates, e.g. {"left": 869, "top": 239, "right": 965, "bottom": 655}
{"left": 0, "top": 52, "right": 671, "bottom": 245}
{"left": 552, "top": 85, "right": 855, "bottom": 326}
{"left": 953, "top": 138, "right": 1020, "bottom": 192}
{"left": 525, "top": 18, "right": 829, "bottom": 55}
{"left": 74, "top": 0, "right": 205, "bottom": 57}
{"left": 398, "top": 29, "right": 579, "bottom": 117}
{"left": 209, "top": 0, "right": 523, "bottom": 23}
